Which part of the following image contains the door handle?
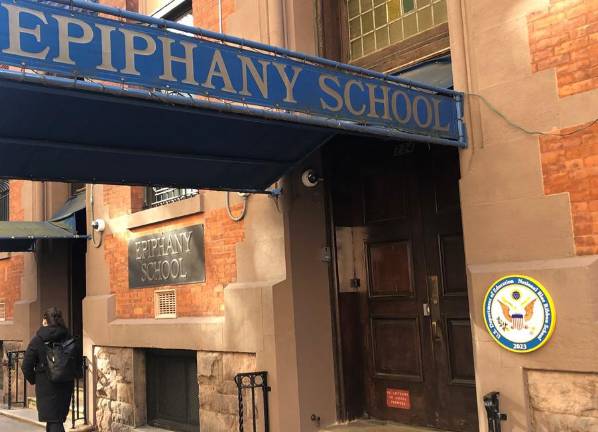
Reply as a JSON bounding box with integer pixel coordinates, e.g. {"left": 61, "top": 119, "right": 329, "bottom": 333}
{"left": 431, "top": 320, "right": 442, "bottom": 342}
{"left": 423, "top": 303, "right": 431, "bottom": 317}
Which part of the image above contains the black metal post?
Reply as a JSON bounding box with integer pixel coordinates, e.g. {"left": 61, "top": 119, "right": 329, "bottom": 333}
{"left": 7, "top": 352, "right": 12, "bottom": 410}
{"left": 14, "top": 353, "right": 19, "bottom": 408}
{"left": 484, "top": 391, "right": 507, "bottom": 432}
{"left": 261, "top": 373, "right": 270, "bottom": 432}
{"left": 83, "top": 357, "right": 88, "bottom": 424}
{"left": 235, "top": 372, "right": 271, "bottom": 432}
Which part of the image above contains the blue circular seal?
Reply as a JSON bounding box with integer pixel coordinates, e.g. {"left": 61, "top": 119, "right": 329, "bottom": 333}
{"left": 483, "top": 275, "right": 556, "bottom": 353}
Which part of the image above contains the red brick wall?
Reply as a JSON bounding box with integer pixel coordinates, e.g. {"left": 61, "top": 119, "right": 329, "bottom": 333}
{"left": 0, "top": 180, "right": 25, "bottom": 319}
{"left": 193, "top": 0, "right": 236, "bottom": 32}
{"left": 103, "top": 187, "right": 244, "bottom": 318}
{"left": 528, "top": 0, "right": 598, "bottom": 97}
{"left": 540, "top": 121, "right": 598, "bottom": 255}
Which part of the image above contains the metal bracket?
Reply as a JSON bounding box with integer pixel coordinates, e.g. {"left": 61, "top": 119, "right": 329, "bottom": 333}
{"left": 267, "top": 187, "right": 283, "bottom": 197}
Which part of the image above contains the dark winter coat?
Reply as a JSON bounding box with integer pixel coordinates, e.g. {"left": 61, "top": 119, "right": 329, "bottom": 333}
{"left": 21, "top": 325, "right": 74, "bottom": 423}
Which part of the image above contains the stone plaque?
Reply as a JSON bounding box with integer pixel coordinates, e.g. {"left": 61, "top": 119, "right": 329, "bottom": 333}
{"left": 128, "top": 225, "right": 205, "bottom": 288}
{"left": 386, "top": 388, "right": 411, "bottom": 410}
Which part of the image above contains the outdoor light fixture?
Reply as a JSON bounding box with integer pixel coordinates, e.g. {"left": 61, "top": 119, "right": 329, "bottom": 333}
{"left": 301, "top": 169, "right": 321, "bottom": 188}
{"left": 91, "top": 219, "right": 106, "bottom": 232}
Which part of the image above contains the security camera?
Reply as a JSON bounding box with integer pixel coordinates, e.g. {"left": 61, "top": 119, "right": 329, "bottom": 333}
{"left": 91, "top": 218, "right": 106, "bottom": 232}
{"left": 301, "top": 169, "right": 321, "bottom": 188}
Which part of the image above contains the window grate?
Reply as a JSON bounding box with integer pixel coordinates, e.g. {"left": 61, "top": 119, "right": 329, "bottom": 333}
{"left": 0, "top": 180, "right": 8, "bottom": 221}
{"left": 145, "top": 187, "right": 198, "bottom": 208}
{"left": 0, "top": 302, "right": 6, "bottom": 321}
{"left": 155, "top": 289, "right": 177, "bottom": 319}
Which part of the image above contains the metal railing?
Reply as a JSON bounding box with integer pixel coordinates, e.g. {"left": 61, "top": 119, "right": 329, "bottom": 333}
{"left": 484, "top": 392, "right": 507, "bottom": 432}
{"left": 71, "top": 356, "right": 89, "bottom": 428}
{"left": 7, "top": 351, "right": 27, "bottom": 409}
{"left": 234, "top": 371, "right": 270, "bottom": 432}
{"left": 145, "top": 187, "right": 198, "bottom": 208}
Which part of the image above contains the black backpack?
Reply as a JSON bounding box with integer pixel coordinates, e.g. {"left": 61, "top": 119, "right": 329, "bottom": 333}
{"left": 44, "top": 338, "right": 78, "bottom": 383}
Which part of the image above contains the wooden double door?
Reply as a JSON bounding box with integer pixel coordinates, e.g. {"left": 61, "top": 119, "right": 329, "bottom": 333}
{"left": 330, "top": 140, "right": 478, "bottom": 431}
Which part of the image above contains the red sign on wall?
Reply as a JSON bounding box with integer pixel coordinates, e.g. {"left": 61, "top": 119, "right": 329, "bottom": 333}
{"left": 386, "top": 388, "right": 411, "bottom": 410}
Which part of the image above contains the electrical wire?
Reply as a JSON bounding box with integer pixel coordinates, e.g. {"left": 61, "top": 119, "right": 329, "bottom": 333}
{"left": 89, "top": 184, "right": 103, "bottom": 248}
{"left": 226, "top": 191, "right": 249, "bottom": 222}
{"left": 466, "top": 92, "right": 598, "bottom": 137}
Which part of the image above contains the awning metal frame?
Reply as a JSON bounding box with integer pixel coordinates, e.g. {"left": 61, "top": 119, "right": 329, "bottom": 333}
{"left": 5, "top": 0, "right": 466, "bottom": 148}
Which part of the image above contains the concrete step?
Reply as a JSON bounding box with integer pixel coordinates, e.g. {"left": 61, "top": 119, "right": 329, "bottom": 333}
{"left": 320, "top": 420, "right": 452, "bottom": 432}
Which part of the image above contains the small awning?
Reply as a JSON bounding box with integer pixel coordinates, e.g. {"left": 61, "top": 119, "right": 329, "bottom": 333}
{"left": 0, "top": 193, "right": 87, "bottom": 252}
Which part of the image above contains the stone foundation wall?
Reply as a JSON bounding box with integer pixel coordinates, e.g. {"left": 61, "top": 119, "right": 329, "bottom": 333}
{"left": 198, "top": 352, "right": 257, "bottom": 432}
{"left": 95, "top": 347, "right": 257, "bottom": 432}
{"left": 95, "top": 346, "right": 145, "bottom": 432}
{"left": 527, "top": 369, "right": 598, "bottom": 431}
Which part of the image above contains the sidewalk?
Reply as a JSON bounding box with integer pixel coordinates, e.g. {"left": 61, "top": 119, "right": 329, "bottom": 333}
{"left": 0, "top": 407, "right": 170, "bottom": 431}
{"left": 0, "top": 407, "right": 80, "bottom": 430}
{"left": 0, "top": 413, "right": 42, "bottom": 432}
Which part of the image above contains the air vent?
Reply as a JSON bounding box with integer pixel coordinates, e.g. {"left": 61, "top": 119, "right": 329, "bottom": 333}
{"left": 0, "top": 302, "right": 6, "bottom": 321}
{"left": 155, "top": 289, "right": 176, "bottom": 319}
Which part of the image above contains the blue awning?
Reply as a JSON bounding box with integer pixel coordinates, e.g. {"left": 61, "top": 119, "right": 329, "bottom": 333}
{"left": 0, "top": 192, "right": 87, "bottom": 252}
{"left": 0, "top": 75, "right": 335, "bottom": 193}
{"left": 0, "top": 0, "right": 465, "bottom": 193}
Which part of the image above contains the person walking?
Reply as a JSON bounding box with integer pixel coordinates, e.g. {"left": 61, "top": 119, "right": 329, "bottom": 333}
{"left": 21, "top": 307, "right": 78, "bottom": 432}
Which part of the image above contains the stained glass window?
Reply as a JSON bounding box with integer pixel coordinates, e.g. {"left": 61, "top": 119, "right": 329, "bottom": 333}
{"left": 347, "top": 0, "right": 448, "bottom": 60}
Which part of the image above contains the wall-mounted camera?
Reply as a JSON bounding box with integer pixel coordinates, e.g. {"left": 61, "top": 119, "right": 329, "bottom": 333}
{"left": 301, "top": 169, "right": 321, "bottom": 188}
{"left": 91, "top": 218, "right": 106, "bottom": 232}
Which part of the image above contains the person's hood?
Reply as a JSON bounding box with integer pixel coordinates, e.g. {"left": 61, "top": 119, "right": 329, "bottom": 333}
{"left": 36, "top": 325, "right": 69, "bottom": 343}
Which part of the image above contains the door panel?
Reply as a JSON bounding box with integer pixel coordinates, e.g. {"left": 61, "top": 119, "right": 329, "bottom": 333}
{"left": 446, "top": 319, "right": 476, "bottom": 384}
{"left": 371, "top": 317, "right": 423, "bottom": 380}
{"left": 368, "top": 241, "right": 414, "bottom": 297}
{"left": 439, "top": 234, "right": 468, "bottom": 296}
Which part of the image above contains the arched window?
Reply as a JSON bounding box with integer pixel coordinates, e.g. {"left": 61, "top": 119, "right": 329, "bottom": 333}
{"left": 0, "top": 180, "right": 8, "bottom": 221}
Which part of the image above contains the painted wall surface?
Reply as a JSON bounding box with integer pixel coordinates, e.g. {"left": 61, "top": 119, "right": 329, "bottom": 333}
{"left": 449, "top": 0, "right": 598, "bottom": 431}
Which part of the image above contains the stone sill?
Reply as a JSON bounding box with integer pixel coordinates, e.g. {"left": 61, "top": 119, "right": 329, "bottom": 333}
{"left": 0, "top": 252, "right": 10, "bottom": 260}
{"left": 110, "top": 316, "right": 224, "bottom": 326}
{"left": 127, "top": 195, "right": 203, "bottom": 230}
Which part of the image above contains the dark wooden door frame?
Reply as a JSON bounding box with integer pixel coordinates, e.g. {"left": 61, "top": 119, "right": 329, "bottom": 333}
{"left": 322, "top": 140, "right": 478, "bottom": 429}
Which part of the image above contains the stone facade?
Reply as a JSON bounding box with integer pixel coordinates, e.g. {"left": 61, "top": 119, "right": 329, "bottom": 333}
{"left": 527, "top": 369, "right": 598, "bottom": 431}
{"left": 95, "top": 347, "right": 257, "bottom": 431}
{"left": 198, "top": 352, "right": 257, "bottom": 432}
{"left": 95, "top": 347, "right": 145, "bottom": 432}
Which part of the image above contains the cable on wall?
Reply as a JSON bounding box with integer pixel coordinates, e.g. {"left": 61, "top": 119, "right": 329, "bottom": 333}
{"left": 466, "top": 92, "right": 598, "bottom": 137}
{"left": 89, "top": 184, "right": 103, "bottom": 248}
{"left": 226, "top": 191, "right": 249, "bottom": 222}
